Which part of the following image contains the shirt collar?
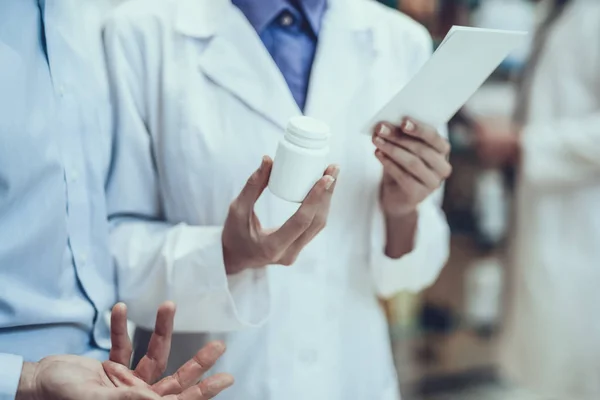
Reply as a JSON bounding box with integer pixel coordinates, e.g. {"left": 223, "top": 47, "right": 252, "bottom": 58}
{"left": 300, "top": 0, "right": 327, "bottom": 35}
{"left": 232, "top": 0, "right": 327, "bottom": 36}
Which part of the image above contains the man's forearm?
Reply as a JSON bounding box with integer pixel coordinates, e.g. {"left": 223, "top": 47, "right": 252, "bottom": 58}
{"left": 384, "top": 210, "right": 419, "bottom": 259}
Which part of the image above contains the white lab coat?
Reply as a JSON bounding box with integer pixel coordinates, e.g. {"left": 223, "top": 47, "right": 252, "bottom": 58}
{"left": 500, "top": 2, "right": 600, "bottom": 399}
{"left": 103, "top": 0, "right": 449, "bottom": 399}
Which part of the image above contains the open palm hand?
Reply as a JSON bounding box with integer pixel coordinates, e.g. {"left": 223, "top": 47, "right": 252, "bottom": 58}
{"left": 18, "top": 303, "right": 233, "bottom": 400}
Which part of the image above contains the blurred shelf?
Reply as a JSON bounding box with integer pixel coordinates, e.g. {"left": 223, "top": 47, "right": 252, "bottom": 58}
{"left": 389, "top": 235, "right": 506, "bottom": 396}
{"left": 394, "top": 330, "right": 499, "bottom": 387}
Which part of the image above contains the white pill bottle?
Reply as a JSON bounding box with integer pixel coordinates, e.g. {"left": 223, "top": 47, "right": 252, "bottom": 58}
{"left": 268, "top": 116, "right": 331, "bottom": 203}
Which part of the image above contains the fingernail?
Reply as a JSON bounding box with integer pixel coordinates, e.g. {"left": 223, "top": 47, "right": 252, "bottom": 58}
{"left": 377, "top": 124, "right": 392, "bottom": 137}
{"left": 208, "top": 341, "right": 226, "bottom": 357}
{"left": 324, "top": 175, "right": 335, "bottom": 190}
{"left": 331, "top": 165, "right": 341, "bottom": 179}
{"left": 402, "top": 119, "right": 415, "bottom": 133}
{"left": 259, "top": 156, "right": 268, "bottom": 170}
{"left": 208, "top": 375, "right": 235, "bottom": 392}
{"left": 374, "top": 137, "right": 385, "bottom": 146}
{"left": 164, "top": 300, "right": 176, "bottom": 308}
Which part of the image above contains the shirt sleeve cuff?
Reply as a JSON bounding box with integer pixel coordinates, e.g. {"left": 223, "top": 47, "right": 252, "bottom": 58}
{"left": 0, "top": 354, "right": 23, "bottom": 400}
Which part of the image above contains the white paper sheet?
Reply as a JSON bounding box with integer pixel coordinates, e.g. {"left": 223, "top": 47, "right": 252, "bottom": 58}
{"left": 362, "top": 26, "right": 528, "bottom": 133}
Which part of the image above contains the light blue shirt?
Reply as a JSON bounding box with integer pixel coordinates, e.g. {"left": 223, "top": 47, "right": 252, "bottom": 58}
{"left": 0, "top": 1, "right": 116, "bottom": 398}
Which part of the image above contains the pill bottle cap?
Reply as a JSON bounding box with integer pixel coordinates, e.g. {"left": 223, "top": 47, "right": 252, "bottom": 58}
{"left": 285, "top": 116, "right": 330, "bottom": 149}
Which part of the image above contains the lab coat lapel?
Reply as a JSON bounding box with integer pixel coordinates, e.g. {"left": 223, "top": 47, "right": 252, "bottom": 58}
{"left": 305, "top": 0, "right": 379, "bottom": 125}
{"left": 176, "top": 0, "right": 300, "bottom": 131}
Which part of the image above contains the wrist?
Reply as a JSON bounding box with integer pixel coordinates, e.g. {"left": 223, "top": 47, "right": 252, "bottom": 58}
{"left": 222, "top": 242, "right": 243, "bottom": 276}
{"left": 379, "top": 180, "right": 418, "bottom": 218}
{"left": 385, "top": 207, "right": 418, "bottom": 221}
{"left": 384, "top": 209, "right": 419, "bottom": 259}
{"left": 222, "top": 238, "right": 262, "bottom": 275}
{"left": 16, "top": 362, "right": 38, "bottom": 400}
{"left": 383, "top": 205, "right": 418, "bottom": 219}
{"left": 381, "top": 190, "right": 418, "bottom": 218}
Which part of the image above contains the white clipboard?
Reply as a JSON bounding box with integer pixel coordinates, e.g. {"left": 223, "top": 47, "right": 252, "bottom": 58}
{"left": 362, "top": 26, "right": 528, "bottom": 133}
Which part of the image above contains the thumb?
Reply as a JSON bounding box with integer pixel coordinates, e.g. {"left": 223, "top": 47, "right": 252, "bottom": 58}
{"left": 236, "top": 156, "right": 272, "bottom": 212}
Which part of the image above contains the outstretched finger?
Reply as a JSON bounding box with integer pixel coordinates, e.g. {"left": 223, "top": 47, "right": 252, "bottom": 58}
{"left": 153, "top": 341, "right": 227, "bottom": 396}
{"left": 280, "top": 165, "right": 340, "bottom": 262}
{"left": 266, "top": 165, "right": 337, "bottom": 250}
{"left": 109, "top": 303, "right": 133, "bottom": 367}
{"left": 134, "top": 302, "right": 176, "bottom": 384}
{"left": 172, "top": 373, "right": 234, "bottom": 400}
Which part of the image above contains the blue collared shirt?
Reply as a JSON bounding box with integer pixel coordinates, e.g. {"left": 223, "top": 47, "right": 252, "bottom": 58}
{"left": 0, "top": 1, "right": 116, "bottom": 398}
{"left": 232, "top": 0, "right": 327, "bottom": 111}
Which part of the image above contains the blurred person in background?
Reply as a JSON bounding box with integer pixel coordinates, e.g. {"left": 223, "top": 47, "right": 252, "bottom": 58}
{"left": 0, "top": 1, "right": 233, "bottom": 399}
{"left": 400, "top": 0, "right": 437, "bottom": 21}
{"left": 475, "top": 0, "right": 600, "bottom": 398}
{"left": 102, "top": 0, "right": 452, "bottom": 399}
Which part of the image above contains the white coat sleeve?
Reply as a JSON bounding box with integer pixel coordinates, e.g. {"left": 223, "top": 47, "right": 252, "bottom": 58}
{"left": 369, "top": 24, "right": 450, "bottom": 298}
{"left": 0, "top": 354, "right": 22, "bottom": 400}
{"left": 103, "top": 16, "right": 269, "bottom": 332}
{"left": 521, "top": 114, "right": 600, "bottom": 188}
